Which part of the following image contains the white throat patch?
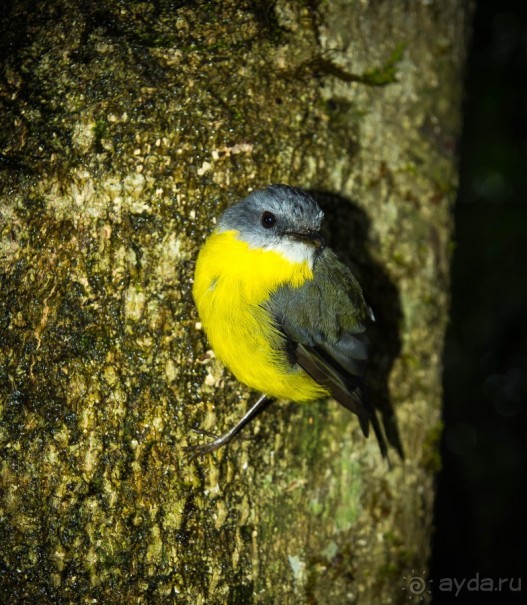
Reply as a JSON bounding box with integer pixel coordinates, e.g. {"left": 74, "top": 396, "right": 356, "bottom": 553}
{"left": 265, "top": 238, "right": 315, "bottom": 267}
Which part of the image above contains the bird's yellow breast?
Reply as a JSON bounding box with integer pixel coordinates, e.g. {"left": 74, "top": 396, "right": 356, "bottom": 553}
{"left": 193, "top": 230, "right": 328, "bottom": 401}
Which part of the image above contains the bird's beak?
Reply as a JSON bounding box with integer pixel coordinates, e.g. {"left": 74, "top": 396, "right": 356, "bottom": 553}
{"left": 285, "top": 230, "right": 325, "bottom": 249}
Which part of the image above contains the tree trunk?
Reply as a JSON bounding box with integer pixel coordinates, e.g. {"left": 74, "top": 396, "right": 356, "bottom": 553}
{"left": 0, "top": 1, "right": 470, "bottom": 603}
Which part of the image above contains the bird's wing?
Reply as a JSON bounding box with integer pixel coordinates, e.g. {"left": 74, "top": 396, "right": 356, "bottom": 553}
{"left": 265, "top": 248, "right": 388, "bottom": 458}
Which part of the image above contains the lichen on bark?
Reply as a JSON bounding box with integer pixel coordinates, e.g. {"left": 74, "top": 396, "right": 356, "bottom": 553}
{"left": 0, "top": 1, "right": 470, "bottom": 603}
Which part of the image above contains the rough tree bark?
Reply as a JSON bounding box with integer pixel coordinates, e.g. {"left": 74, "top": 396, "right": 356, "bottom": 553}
{"left": 0, "top": 1, "right": 470, "bottom": 603}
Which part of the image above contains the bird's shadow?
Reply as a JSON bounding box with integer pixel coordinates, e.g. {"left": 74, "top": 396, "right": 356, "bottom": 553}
{"left": 309, "top": 189, "right": 404, "bottom": 458}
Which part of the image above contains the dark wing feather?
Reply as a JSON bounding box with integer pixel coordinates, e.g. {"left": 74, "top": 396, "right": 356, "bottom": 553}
{"left": 266, "top": 248, "right": 388, "bottom": 458}
{"left": 294, "top": 342, "right": 371, "bottom": 437}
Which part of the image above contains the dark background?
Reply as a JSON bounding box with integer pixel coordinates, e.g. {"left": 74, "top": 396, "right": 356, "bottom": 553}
{"left": 431, "top": 0, "right": 527, "bottom": 603}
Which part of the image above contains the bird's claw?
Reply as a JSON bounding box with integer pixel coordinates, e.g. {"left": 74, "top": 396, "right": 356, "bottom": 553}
{"left": 183, "top": 440, "right": 224, "bottom": 459}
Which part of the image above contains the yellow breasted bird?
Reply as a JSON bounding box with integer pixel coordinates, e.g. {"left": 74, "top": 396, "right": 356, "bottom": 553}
{"left": 191, "top": 184, "right": 387, "bottom": 458}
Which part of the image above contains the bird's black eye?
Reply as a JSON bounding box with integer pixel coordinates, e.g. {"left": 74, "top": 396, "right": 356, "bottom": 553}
{"left": 261, "top": 211, "right": 276, "bottom": 228}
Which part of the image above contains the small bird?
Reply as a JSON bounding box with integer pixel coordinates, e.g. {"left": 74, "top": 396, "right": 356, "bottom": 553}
{"left": 191, "top": 185, "right": 388, "bottom": 458}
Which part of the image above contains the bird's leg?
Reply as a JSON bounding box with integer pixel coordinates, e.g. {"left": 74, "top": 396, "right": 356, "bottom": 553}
{"left": 185, "top": 393, "right": 274, "bottom": 457}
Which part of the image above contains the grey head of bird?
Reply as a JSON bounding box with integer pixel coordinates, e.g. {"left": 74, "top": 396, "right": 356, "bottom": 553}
{"left": 216, "top": 184, "right": 326, "bottom": 265}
